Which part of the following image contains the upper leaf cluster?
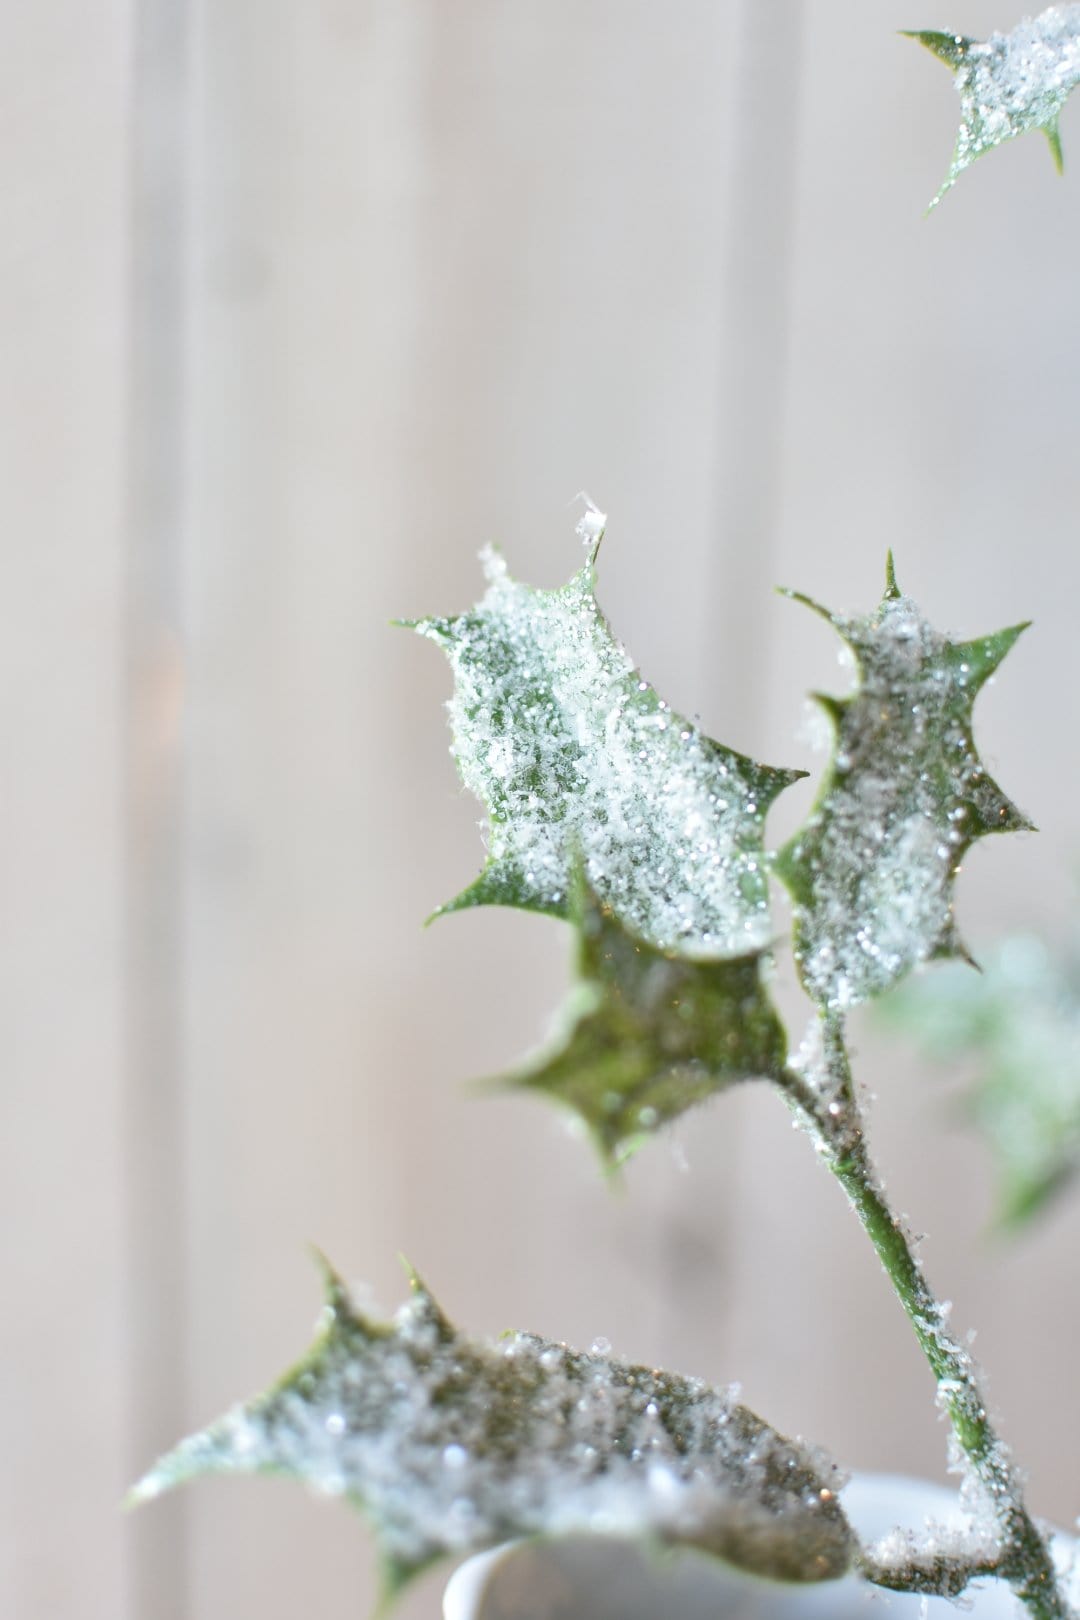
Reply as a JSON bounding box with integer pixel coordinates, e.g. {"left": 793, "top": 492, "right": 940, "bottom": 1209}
{"left": 416, "top": 540, "right": 1028, "bottom": 1147}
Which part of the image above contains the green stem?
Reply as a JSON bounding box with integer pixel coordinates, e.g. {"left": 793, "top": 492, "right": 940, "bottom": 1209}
{"left": 785, "top": 1016, "right": 1072, "bottom": 1620}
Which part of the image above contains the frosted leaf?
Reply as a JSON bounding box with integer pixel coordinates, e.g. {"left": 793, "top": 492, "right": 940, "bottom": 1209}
{"left": 907, "top": 6, "right": 1080, "bottom": 206}
{"left": 880, "top": 934, "right": 1080, "bottom": 1226}
{"left": 410, "top": 542, "right": 802, "bottom": 955}
{"left": 131, "top": 1259, "right": 854, "bottom": 1598}
{"left": 494, "top": 881, "right": 788, "bottom": 1167}
{"left": 776, "top": 559, "right": 1030, "bottom": 1011}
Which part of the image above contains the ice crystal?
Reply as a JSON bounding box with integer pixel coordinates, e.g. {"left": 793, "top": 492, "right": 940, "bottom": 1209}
{"left": 494, "top": 880, "right": 788, "bottom": 1166}
{"left": 411, "top": 540, "right": 802, "bottom": 955}
{"left": 776, "top": 561, "right": 1030, "bottom": 1011}
{"left": 573, "top": 490, "right": 608, "bottom": 549}
{"left": 132, "top": 1260, "right": 853, "bottom": 1599}
{"left": 908, "top": 5, "right": 1080, "bottom": 205}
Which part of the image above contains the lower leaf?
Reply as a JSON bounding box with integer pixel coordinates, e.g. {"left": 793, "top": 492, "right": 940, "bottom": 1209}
{"left": 131, "top": 1258, "right": 854, "bottom": 1601}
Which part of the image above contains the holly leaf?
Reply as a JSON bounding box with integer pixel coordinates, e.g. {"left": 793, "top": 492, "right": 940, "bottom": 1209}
{"left": 410, "top": 540, "right": 802, "bottom": 955}
{"left": 880, "top": 937, "right": 1080, "bottom": 1227}
{"left": 131, "top": 1260, "right": 854, "bottom": 1602}
{"left": 775, "top": 557, "right": 1031, "bottom": 1012}
{"left": 493, "top": 881, "right": 788, "bottom": 1168}
{"left": 906, "top": 7, "right": 1080, "bottom": 207}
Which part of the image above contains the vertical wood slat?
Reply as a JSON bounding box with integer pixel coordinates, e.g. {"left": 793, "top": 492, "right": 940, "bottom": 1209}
{"left": 183, "top": 3, "right": 384, "bottom": 1613}
{"left": 650, "top": 0, "right": 809, "bottom": 1377}
{"left": 125, "top": 2, "right": 192, "bottom": 1618}
{"left": 705, "top": 0, "right": 806, "bottom": 740}
{"left": 1, "top": 8, "right": 133, "bottom": 1620}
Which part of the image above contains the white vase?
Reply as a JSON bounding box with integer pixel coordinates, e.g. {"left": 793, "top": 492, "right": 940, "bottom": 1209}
{"left": 443, "top": 1475, "right": 1074, "bottom": 1620}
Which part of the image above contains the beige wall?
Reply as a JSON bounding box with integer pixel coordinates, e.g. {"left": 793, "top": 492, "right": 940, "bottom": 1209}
{"left": 7, "top": 3, "right": 1080, "bottom": 1617}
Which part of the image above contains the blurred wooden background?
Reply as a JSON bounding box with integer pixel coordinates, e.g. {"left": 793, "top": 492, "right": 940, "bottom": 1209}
{"left": 6, "top": 3, "right": 1080, "bottom": 1617}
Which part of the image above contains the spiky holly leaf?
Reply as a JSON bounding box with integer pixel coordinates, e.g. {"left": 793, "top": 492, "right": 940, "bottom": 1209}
{"left": 906, "top": 6, "right": 1080, "bottom": 207}
{"left": 410, "top": 540, "right": 802, "bottom": 955}
{"left": 775, "top": 559, "right": 1031, "bottom": 1012}
{"left": 132, "top": 1260, "right": 853, "bottom": 1600}
{"left": 493, "top": 881, "right": 788, "bottom": 1167}
{"left": 880, "top": 937, "right": 1080, "bottom": 1227}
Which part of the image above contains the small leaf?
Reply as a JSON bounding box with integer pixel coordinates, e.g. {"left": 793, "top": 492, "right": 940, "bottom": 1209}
{"left": 880, "top": 937, "right": 1080, "bottom": 1227}
{"left": 494, "top": 882, "right": 788, "bottom": 1166}
{"left": 775, "top": 562, "right": 1031, "bottom": 1011}
{"left": 412, "top": 542, "right": 803, "bottom": 955}
{"left": 906, "top": 7, "right": 1080, "bottom": 206}
{"left": 132, "top": 1262, "right": 854, "bottom": 1596}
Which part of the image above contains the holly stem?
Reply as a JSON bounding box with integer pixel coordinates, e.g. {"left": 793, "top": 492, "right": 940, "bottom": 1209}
{"left": 782, "top": 1015, "right": 1072, "bottom": 1620}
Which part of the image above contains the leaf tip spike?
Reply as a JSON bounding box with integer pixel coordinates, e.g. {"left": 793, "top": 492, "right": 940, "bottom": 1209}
{"left": 925, "top": 181, "right": 952, "bottom": 216}
{"left": 779, "top": 585, "right": 838, "bottom": 627}
{"left": 939, "top": 927, "right": 981, "bottom": 975}
{"left": 397, "top": 1252, "right": 422, "bottom": 1289}
{"left": 901, "top": 29, "right": 970, "bottom": 70}
{"left": 398, "top": 1257, "right": 454, "bottom": 1340}
{"left": 810, "top": 691, "right": 847, "bottom": 729}
{"left": 884, "top": 551, "right": 901, "bottom": 600}
{"left": 309, "top": 1245, "right": 352, "bottom": 1314}
{"left": 1046, "top": 119, "right": 1065, "bottom": 174}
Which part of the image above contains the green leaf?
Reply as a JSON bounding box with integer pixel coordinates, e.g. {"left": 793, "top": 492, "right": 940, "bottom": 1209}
{"left": 879, "top": 936, "right": 1080, "bottom": 1227}
{"left": 905, "top": 7, "right": 1080, "bottom": 206}
{"left": 493, "top": 881, "right": 788, "bottom": 1167}
{"left": 775, "top": 559, "right": 1031, "bottom": 1012}
{"left": 132, "top": 1259, "right": 854, "bottom": 1598}
{"left": 412, "top": 542, "right": 803, "bottom": 954}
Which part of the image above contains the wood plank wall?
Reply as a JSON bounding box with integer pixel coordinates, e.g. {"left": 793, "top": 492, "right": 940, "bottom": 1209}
{"left": 7, "top": 4, "right": 1080, "bottom": 1618}
{"left": 5, "top": 7, "right": 132, "bottom": 1620}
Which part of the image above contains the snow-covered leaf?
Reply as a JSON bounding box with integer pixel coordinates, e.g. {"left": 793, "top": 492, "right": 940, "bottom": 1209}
{"left": 132, "top": 1260, "right": 853, "bottom": 1600}
{"left": 880, "top": 936, "right": 1080, "bottom": 1226}
{"left": 494, "top": 880, "right": 788, "bottom": 1167}
{"left": 906, "top": 6, "right": 1080, "bottom": 206}
{"left": 410, "top": 540, "right": 802, "bottom": 955}
{"left": 775, "top": 559, "right": 1030, "bottom": 1012}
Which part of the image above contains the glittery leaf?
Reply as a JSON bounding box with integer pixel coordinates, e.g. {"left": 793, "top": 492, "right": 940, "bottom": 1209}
{"left": 880, "top": 937, "right": 1080, "bottom": 1227}
{"left": 131, "top": 1259, "right": 853, "bottom": 1600}
{"left": 906, "top": 6, "right": 1080, "bottom": 207}
{"left": 411, "top": 542, "right": 803, "bottom": 956}
{"left": 775, "top": 560, "right": 1031, "bottom": 1011}
{"left": 494, "top": 882, "right": 788, "bottom": 1168}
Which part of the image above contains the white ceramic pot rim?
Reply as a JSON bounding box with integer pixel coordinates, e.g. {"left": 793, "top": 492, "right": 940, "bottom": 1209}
{"left": 443, "top": 1473, "right": 1076, "bottom": 1620}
